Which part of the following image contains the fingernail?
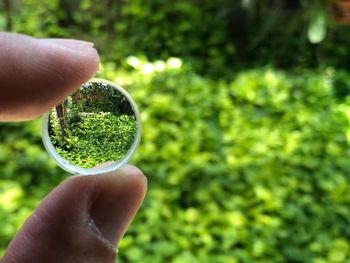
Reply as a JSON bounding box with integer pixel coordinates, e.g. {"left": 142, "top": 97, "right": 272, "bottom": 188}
{"left": 88, "top": 166, "right": 147, "bottom": 245}
{"left": 40, "top": 38, "right": 94, "bottom": 50}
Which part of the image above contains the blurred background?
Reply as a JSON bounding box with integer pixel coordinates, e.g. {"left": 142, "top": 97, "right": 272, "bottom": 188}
{"left": 1, "top": 0, "right": 350, "bottom": 262}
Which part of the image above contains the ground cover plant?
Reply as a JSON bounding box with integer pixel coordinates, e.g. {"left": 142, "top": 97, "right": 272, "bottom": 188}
{"left": 1, "top": 61, "right": 350, "bottom": 262}
{"left": 48, "top": 82, "right": 137, "bottom": 168}
{"left": 1, "top": 0, "right": 350, "bottom": 262}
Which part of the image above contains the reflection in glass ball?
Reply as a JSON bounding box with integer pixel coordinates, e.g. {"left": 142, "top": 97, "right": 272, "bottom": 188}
{"left": 43, "top": 79, "right": 141, "bottom": 175}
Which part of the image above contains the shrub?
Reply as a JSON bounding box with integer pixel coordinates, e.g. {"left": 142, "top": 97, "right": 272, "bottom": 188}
{"left": 1, "top": 59, "right": 350, "bottom": 262}
{"left": 111, "top": 59, "right": 350, "bottom": 262}
{"left": 4, "top": 0, "right": 350, "bottom": 75}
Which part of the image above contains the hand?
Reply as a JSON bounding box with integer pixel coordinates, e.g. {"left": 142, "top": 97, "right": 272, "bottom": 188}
{"left": 0, "top": 32, "right": 147, "bottom": 263}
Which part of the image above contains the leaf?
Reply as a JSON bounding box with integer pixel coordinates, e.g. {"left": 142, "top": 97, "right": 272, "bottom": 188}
{"left": 241, "top": 0, "right": 254, "bottom": 10}
{"left": 308, "top": 9, "right": 327, "bottom": 44}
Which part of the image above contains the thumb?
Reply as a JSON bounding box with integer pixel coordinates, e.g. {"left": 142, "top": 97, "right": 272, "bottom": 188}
{"left": 0, "top": 165, "right": 147, "bottom": 263}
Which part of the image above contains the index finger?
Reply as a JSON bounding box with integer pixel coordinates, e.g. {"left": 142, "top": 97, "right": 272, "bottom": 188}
{"left": 0, "top": 32, "right": 100, "bottom": 121}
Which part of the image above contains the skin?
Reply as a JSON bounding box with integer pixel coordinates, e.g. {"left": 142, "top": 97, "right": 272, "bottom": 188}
{"left": 0, "top": 33, "right": 147, "bottom": 263}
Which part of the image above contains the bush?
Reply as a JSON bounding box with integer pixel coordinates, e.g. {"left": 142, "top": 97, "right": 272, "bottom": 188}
{"left": 4, "top": 0, "right": 350, "bottom": 75}
{"left": 1, "top": 1, "right": 350, "bottom": 261}
{"left": 2, "top": 59, "right": 349, "bottom": 262}
{"left": 110, "top": 59, "right": 350, "bottom": 262}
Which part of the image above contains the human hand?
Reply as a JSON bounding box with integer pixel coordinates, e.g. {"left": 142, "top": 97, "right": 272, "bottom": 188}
{"left": 0, "top": 32, "right": 147, "bottom": 263}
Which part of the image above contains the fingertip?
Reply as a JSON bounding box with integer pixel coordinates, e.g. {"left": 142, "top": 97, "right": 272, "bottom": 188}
{"left": 97, "top": 164, "right": 148, "bottom": 201}
{"left": 0, "top": 33, "right": 101, "bottom": 121}
{"left": 37, "top": 38, "right": 100, "bottom": 81}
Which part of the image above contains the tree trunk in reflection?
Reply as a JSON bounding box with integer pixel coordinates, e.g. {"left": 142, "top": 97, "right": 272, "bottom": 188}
{"left": 4, "top": 0, "right": 12, "bottom": 31}
{"left": 55, "top": 103, "right": 69, "bottom": 142}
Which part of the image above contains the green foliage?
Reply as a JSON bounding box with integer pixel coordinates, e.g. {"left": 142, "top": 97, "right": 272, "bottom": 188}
{"left": 71, "top": 82, "right": 134, "bottom": 116}
{"left": 48, "top": 82, "right": 138, "bottom": 168}
{"left": 1, "top": 1, "right": 350, "bottom": 262}
{"left": 1, "top": 58, "right": 350, "bottom": 261}
{"left": 55, "top": 113, "right": 137, "bottom": 168}
{"left": 3, "top": 0, "right": 350, "bottom": 74}
{"left": 104, "top": 59, "right": 350, "bottom": 263}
